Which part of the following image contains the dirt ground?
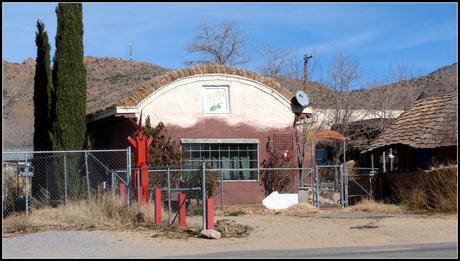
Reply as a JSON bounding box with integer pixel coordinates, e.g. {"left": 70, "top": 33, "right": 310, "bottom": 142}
{"left": 2, "top": 206, "right": 458, "bottom": 258}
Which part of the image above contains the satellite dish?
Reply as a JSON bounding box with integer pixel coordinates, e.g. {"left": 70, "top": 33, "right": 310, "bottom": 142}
{"left": 295, "top": 90, "right": 309, "bottom": 108}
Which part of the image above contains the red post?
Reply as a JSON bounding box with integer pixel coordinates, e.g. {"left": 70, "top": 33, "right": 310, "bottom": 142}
{"left": 140, "top": 166, "right": 149, "bottom": 205}
{"left": 155, "top": 188, "right": 162, "bottom": 225}
{"left": 119, "top": 183, "right": 126, "bottom": 204}
{"left": 206, "top": 197, "right": 214, "bottom": 230}
{"left": 178, "top": 193, "right": 187, "bottom": 228}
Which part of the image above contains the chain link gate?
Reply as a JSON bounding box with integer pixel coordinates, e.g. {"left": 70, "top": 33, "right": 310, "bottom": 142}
{"left": 312, "top": 164, "right": 349, "bottom": 208}
{"left": 347, "top": 168, "right": 380, "bottom": 205}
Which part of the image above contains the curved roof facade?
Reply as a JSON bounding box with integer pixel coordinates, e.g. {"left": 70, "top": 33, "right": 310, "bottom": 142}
{"left": 86, "top": 64, "right": 293, "bottom": 116}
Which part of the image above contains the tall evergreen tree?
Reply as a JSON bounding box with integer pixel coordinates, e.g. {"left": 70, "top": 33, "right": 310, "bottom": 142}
{"left": 48, "top": 3, "right": 87, "bottom": 202}
{"left": 33, "top": 20, "right": 53, "bottom": 151}
{"left": 51, "top": 3, "right": 87, "bottom": 150}
{"left": 32, "top": 20, "right": 54, "bottom": 199}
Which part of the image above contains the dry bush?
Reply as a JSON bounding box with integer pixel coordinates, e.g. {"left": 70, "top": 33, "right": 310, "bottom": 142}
{"left": 279, "top": 202, "right": 320, "bottom": 216}
{"left": 392, "top": 165, "right": 457, "bottom": 213}
{"left": 350, "top": 198, "right": 403, "bottom": 214}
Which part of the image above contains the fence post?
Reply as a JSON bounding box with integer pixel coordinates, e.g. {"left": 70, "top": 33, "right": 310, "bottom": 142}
{"left": 340, "top": 165, "right": 344, "bottom": 208}
{"left": 206, "top": 197, "right": 214, "bottom": 230}
{"left": 126, "top": 147, "right": 132, "bottom": 208}
{"left": 314, "top": 165, "right": 320, "bottom": 208}
{"left": 111, "top": 171, "right": 116, "bottom": 200}
{"left": 119, "top": 183, "right": 126, "bottom": 205}
{"left": 344, "top": 165, "right": 349, "bottom": 207}
{"left": 220, "top": 170, "right": 224, "bottom": 212}
{"left": 64, "top": 153, "right": 68, "bottom": 205}
{"left": 25, "top": 153, "right": 29, "bottom": 219}
{"left": 167, "top": 167, "right": 172, "bottom": 225}
{"left": 201, "top": 162, "right": 207, "bottom": 231}
{"left": 179, "top": 193, "right": 186, "bottom": 228}
{"left": 85, "top": 152, "right": 91, "bottom": 200}
{"left": 155, "top": 188, "right": 162, "bottom": 224}
{"left": 137, "top": 169, "right": 141, "bottom": 210}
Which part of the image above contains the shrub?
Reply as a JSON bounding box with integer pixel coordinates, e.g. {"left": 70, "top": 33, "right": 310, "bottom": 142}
{"left": 391, "top": 165, "right": 457, "bottom": 212}
{"left": 260, "top": 152, "right": 295, "bottom": 195}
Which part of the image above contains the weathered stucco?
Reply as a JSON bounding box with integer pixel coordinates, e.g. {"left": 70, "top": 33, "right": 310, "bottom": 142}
{"left": 137, "top": 74, "right": 295, "bottom": 130}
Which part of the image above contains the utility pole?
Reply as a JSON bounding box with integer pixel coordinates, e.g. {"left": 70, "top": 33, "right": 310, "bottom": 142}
{"left": 129, "top": 43, "right": 133, "bottom": 62}
{"left": 303, "top": 54, "right": 313, "bottom": 90}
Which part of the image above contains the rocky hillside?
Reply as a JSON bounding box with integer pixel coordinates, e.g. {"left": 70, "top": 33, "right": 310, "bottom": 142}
{"left": 2, "top": 58, "right": 457, "bottom": 149}
{"left": 3, "top": 57, "right": 169, "bottom": 149}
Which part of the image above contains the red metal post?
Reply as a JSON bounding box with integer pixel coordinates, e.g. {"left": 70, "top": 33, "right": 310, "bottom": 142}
{"left": 206, "top": 197, "right": 214, "bottom": 230}
{"left": 155, "top": 188, "right": 162, "bottom": 225}
{"left": 119, "top": 183, "right": 126, "bottom": 205}
{"left": 178, "top": 193, "right": 187, "bottom": 228}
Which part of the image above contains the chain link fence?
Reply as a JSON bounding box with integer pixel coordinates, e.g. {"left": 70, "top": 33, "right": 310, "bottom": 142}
{"left": 3, "top": 149, "right": 383, "bottom": 236}
{"left": 2, "top": 150, "right": 129, "bottom": 218}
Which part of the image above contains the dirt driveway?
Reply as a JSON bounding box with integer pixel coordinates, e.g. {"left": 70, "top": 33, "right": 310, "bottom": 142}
{"left": 2, "top": 210, "right": 457, "bottom": 258}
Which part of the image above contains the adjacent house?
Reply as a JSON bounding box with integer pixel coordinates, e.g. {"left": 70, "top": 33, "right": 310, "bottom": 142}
{"left": 363, "top": 93, "right": 457, "bottom": 171}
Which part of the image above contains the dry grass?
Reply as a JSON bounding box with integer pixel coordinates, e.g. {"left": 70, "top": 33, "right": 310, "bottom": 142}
{"left": 278, "top": 202, "right": 321, "bottom": 216}
{"left": 3, "top": 194, "right": 170, "bottom": 233}
{"left": 392, "top": 165, "right": 457, "bottom": 213}
{"left": 350, "top": 198, "right": 403, "bottom": 214}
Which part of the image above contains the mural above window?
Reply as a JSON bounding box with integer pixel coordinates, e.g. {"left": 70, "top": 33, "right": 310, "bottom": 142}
{"left": 203, "top": 86, "right": 230, "bottom": 114}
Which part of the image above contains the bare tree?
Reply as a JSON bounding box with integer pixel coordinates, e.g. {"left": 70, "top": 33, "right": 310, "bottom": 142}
{"left": 327, "top": 50, "right": 360, "bottom": 128}
{"left": 319, "top": 50, "right": 364, "bottom": 164}
{"left": 257, "top": 45, "right": 301, "bottom": 79}
{"left": 184, "top": 23, "right": 249, "bottom": 66}
{"left": 393, "top": 63, "right": 419, "bottom": 108}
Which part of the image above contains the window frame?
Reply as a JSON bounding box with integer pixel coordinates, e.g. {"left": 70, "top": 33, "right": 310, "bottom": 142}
{"left": 181, "top": 139, "right": 260, "bottom": 182}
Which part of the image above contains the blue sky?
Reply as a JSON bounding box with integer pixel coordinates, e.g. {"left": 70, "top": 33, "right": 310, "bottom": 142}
{"left": 3, "top": 3, "right": 458, "bottom": 89}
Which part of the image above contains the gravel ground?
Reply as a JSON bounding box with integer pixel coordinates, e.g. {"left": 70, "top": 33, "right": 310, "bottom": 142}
{"left": 2, "top": 213, "right": 457, "bottom": 258}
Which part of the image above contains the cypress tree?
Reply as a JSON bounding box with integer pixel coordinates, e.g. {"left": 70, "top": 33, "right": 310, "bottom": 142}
{"left": 32, "top": 20, "right": 53, "bottom": 199}
{"left": 49, "top": 3, "right": 87, "bottom": 201}
{"left": 51, "top": 3, "right": 87, "bottom": 150}
{"left": 33, "top": 20, "right": 53, "bottom": 151}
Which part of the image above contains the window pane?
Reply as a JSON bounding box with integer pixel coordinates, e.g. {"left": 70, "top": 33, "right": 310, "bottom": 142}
{"left": 211, "top": 144, "right": 219, "bottom": 150}
{"left": 182, "top": 143, "right": 191, "bottom": 151}
{"left": 250, "top": 160, "right": 258, "bottom": 169}
{"left": 191, "top": 151, "right": 200, "bottom": 159}
{"left": 201, "top": 150, "right": 210, "bottom": 159}
{"left": 211, "top": 151, "right": 219, "bottom": 161}
{"left": 190, "top": 144, "right": 200, "bottom": 150}
{"left": 220, "top": 150, "right": 229, "bottom": 158}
